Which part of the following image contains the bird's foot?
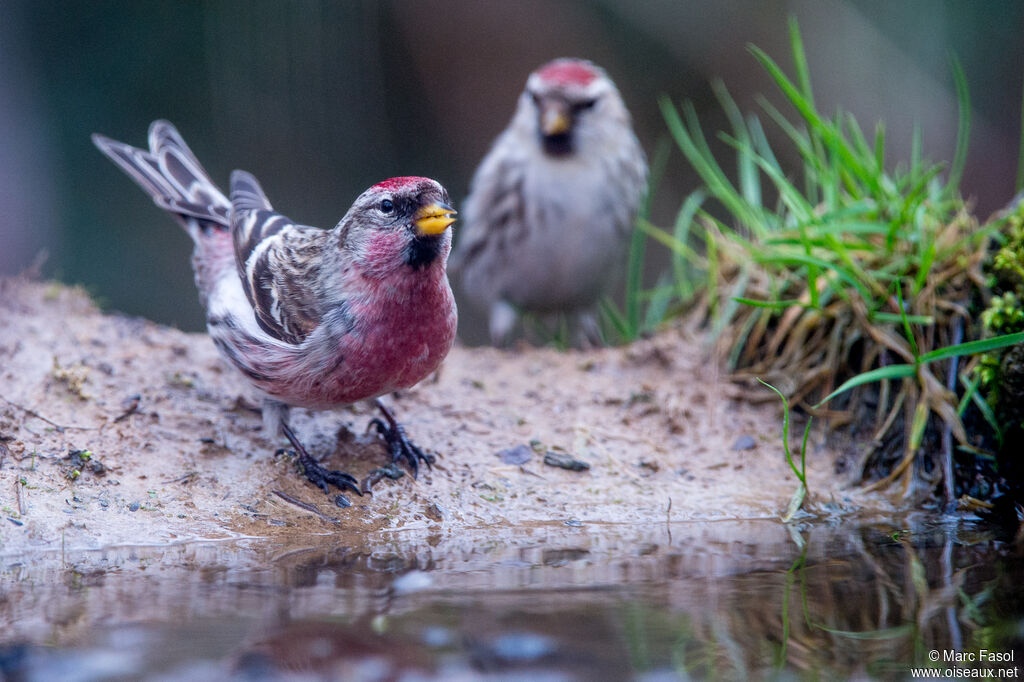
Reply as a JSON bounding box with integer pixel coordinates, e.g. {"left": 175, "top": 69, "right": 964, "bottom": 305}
{"left": 281, "top": 422, "right": 362, "bottom": 497}
{"left": 369, "top": 398, "right": 436, "bottom": 481}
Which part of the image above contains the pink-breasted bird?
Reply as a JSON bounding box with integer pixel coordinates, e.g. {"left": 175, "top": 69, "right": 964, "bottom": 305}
{"left": 451, "top": 58, "right": 647, "bottom": 345}
{"left": 92, "top": 121, "right": 457, "bottom": 498}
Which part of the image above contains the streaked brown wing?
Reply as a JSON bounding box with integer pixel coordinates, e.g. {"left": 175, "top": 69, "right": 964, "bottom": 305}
{"left": 230, "top": 170, "right": 329, "bottom": 345}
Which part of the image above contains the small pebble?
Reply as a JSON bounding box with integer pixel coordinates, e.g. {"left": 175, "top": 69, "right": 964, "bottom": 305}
{"left": 732, "top": 435, "right": 757, "bottom": 451}
{"left": 496, "top": 444, "right": 533, "bottom": 465}
{"left": 544, "top": 451, "right": 590, "bottom": 471}
{"left": 128, "top": 502, "right": 140, "bottom": 512}
{"left": 565, "top": 518, "right": 584, "bottom": 527}
{"left": 334, "top": 494, "right": 351, "bottom": 508}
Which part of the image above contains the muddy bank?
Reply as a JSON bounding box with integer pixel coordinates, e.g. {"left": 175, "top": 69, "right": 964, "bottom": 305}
{"left": 0, "top": 278, "right": 901, "bottom": 555}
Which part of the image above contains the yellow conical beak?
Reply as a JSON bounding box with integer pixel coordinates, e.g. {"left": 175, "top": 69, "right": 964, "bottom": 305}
{"left": 540, "top": 100, "right": 572, "bottom": 136}
{"left": 540, "top": 107, "right": 573, "bottom": 136}
{"left": 413, "top": 202, "right": 457, "bottom": 235}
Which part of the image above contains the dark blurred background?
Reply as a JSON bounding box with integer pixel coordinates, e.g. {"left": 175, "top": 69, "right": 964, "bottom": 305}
{"left": 2, "top": 1, "right": 1022, "bottom": 342}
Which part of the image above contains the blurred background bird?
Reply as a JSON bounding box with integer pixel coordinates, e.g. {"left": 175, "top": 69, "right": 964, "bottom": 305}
{"left": 92, "top": 121, "right": 457, "bottom": 497}
{"left": 450, "top": 58, "right": 648, "bottom": 346}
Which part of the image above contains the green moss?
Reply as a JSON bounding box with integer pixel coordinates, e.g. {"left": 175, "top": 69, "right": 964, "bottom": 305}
{"left": 977, "top": 204, "right": 1024, "bottom": 437}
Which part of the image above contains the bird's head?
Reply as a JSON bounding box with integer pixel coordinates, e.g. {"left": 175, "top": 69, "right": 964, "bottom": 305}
{"left": 339, "top": 177, "right": 456, "bottom": 278}
{"left": 518, "top": 58, "right": 628, "bottom": 158}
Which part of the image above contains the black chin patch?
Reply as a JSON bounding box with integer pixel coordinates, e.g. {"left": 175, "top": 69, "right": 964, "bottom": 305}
{"left": 542, "top": 132, "right": 574, "bottom": 156}
{"left": 404, "top": 234, "right": 442, "bottom": 269}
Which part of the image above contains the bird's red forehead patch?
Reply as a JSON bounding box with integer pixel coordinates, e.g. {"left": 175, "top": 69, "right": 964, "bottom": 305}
{"left": 373, "top": 176, "right": 430, "bottom": 191}
{"left": 536, "top": 60, "right": 598, "bottom": 86}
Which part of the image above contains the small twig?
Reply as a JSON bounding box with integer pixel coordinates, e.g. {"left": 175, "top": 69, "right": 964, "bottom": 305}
{"left": 162, "top": 471, "right": 199, "bottom": 485}
{"left": 0, "top": 395, "right": 94, "bottom": 431}
{"left": 271, "top": 489, "right": 340, "bottom": 524}
{"left": 15, "top": 478, "right": 26, "bottom": 517}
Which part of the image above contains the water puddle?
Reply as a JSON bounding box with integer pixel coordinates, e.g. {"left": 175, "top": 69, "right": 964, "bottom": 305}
{"left": 2, "top": 517, "right": 1021, "bottom": 680}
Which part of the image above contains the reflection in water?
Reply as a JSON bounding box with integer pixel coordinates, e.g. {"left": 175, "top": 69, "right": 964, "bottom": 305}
{"left": 0, "top": 519, "right": 1021, "bottom": 680}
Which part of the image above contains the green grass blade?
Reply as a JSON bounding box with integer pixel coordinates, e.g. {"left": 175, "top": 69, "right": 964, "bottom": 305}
{"left": 799, "top": 417, "right": 811, "bottom": 482}
{"left": 636, "top": 218, "right": 701, "bottom": 262}
{"left": 958, "top": 373, "right": 1003, "bottom": 447}
{"left": 713, "top": 79, "right": 762, "bottom": 209}
{"left": 757, "top": 378, "right": 809, "bottom": 491}
{"left": 750, "top": 43, "right": 882, "bottom": 196}
{"left": 787, "top": 17, "right": 826, "bottom": 171}
{"left": 748, "top": 114, "right": 783, "bottom": 179}
{"left": 919, "top": 331, "right": 1024, "bottom": 364}
{"left": 896, "top": 290, "right": 920, "bottom": 360}
{"left": 909, "top": 398, "right": 929, "bottom": 452}
{"left": 643, "top": 273, "right": 675, "bottom": 332}
{"left": 623, "top": 139, "right": 672, "bottom": 340}
{"left": 624, "top": 224, "right": 646, "bottom": 340}
{"left": 641, "top": 135, "right": 672, "bottom": 220}
{"left": 913, "top": 239, "right": 937, "bottom": 294}
{"left": 871, "top": 312, "right": 934, "bottom": 325}
{"left": 788, "top": 17, "right": 815, "bottom": 111}
{"left": 946, "top": 56, "right": 971, "bottom": 196}
{"left": 782, "top": 417, "right": 812, "bottom": 522}
{"left": 660, "top": 96, "right": 763, "bottom": 234}
{"left": 753, "top": 252, "right": 874, "bottom": 303}
{"left": 732, "top": 297, "right": 812, "bottom": 310}
{"left": 757, "top": 96, "right": 819, "bottom": 171}
{"left": 672, "top": 190, "right": 706, "bottom": 300}
{"left": 708, "top": 266, "right": 752, "bottom": 341}
{"left": 777, "top": 220, "right": 888, "bottom": 238}
{"left": 815, "top": 364, "right": 917, "bottom": 407}
{"left": 600, "top": 297, "right": 630, "bottom": 341}
{"left": 911, "top": 123, "right": 923, "bottom": 180}
{"left": 723, "top": 134, "right": 814, "bottom": 224}
{"left": 874, "top": 121, "right": 886, "bottom": 174}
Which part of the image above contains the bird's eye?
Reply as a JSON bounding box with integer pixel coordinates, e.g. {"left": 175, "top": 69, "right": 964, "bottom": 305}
{"left": 573, "top": 98, "right": 597, "bottom": 112}
{"left": 379, "top": 199, "right": 394, "bottom": 214}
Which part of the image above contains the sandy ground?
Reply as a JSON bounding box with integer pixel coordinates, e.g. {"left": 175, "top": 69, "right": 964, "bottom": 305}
{"left": 0, "top": 278, "right": 901, "bottom": 556}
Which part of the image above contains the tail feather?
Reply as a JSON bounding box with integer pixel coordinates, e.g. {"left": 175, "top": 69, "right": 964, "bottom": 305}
{"left": 230, "top": 169, "right": 274, "bottom": 212}
{"left": 91, "top": 132, "right": 182, "bottom": 204}
{"left": 92, "top": 121, "right": 230, "bottom": 237}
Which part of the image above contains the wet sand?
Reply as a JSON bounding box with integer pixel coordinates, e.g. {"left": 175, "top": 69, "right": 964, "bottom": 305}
{"left": 0, "top": 277, "right": 901, "bottom": 556}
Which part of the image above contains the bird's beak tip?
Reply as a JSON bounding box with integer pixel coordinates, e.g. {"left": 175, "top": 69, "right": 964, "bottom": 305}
{"left": 414, "top": 203, "right": 457, "bottom": 235}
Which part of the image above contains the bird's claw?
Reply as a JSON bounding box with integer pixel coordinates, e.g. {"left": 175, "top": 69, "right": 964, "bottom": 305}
{"left": 369, "top": 417, "right": 435, "bottom": 479}
{"left": 298, "top": 450, "right": 362, "bottom": 497}
{"left": 282, "top": 422, "right": 362, "bottom": 497}
{"left": 370, "top": 400, "right": 436, "bottom": 480}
